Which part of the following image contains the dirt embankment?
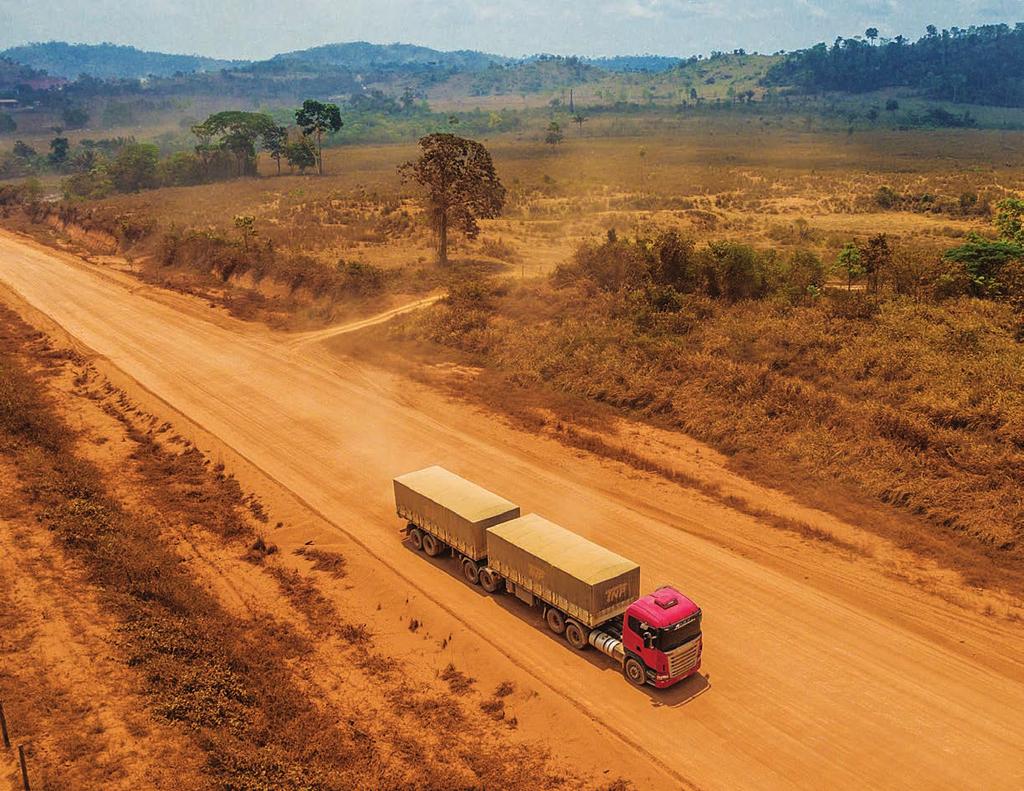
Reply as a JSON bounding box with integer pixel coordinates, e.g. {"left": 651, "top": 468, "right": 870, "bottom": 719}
{"left": 0, "top": 306, "right": 627, "bottom": 790}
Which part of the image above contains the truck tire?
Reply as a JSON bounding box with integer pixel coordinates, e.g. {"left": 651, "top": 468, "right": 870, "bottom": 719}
{"left": 462, "top": 559, "right": 481, "bottom": 585}
{"left": 479, "top": 568, "right": 503, "bottom": 593}
{"left": 565, "top": 621, "right": 589, "bottom": 650}
{"left": 623, "top": 656, "right": 647, "bottom": 688}
{"left": 545, "top": 608, "right": 566, "bottom": 635}
{"left": 408, "top": 527, "right": 424, "bottom": 551}
{"left": 422, "top": 533, "right": 444, "bottom": 557}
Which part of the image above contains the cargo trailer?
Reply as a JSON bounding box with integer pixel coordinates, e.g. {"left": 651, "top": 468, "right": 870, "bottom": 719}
{"left": 394, "top": 468, "right": 702, "bottom": 688}
{"left": 485, "top": 514, "right": 640, "bottom": 629}
{"left": 394, "top": 465, "right": 519, "bottom": 563}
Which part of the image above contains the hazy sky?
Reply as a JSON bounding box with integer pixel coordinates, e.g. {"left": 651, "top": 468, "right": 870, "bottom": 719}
{"left": 1, "top": 1, "right": 1020, "bottom": 60}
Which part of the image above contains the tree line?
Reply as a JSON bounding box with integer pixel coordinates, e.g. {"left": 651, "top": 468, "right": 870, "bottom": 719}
{"left": 44, "top": 99, "right": 343, "bottom": 199}
{"left": 768, "top": 23, "right": 1024, "bottom": 107}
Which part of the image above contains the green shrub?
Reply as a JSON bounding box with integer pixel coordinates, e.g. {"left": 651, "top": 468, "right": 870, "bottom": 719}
{"left": 158, "top": 151, "right": 205, "bottom": 187}
{"left": 108, "top": 143, "right": 160, "bottom": 193}
{"left": 702, "top": 241, "right": 767, "bottom": 301}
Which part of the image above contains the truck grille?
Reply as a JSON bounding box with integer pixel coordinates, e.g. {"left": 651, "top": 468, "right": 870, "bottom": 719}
{"left": 668, "top": 637, "right": 701, "bottom": 678}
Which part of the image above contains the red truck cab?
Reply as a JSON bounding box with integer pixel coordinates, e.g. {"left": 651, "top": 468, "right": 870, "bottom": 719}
{"left": 621, "top": 586, "right": 702, "bottom": 688}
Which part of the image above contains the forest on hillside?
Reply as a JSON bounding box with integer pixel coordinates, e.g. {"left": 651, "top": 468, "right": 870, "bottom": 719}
{"left": 1, "top": 42, "right": 245, "bottom": 79}
{"left": 769, "top": 23, "right": 1024, "bottom": 106}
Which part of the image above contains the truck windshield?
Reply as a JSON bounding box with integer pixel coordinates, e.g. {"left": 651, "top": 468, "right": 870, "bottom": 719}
{"left": 657, "top": 612, "right": 701, "bottom": 652}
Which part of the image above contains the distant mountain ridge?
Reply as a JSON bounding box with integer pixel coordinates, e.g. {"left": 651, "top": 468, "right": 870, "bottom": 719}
{"left": 271, "top": 41, "right": 508, "bottom": 71}
{"left": 0, "top": 42, "right": 247, "bottom": 79}
{"left": 4, "top": 29, "right": 1023, "bottom": 109}
{"left": 2, "top": 39, "right": 686, "bottom": 81}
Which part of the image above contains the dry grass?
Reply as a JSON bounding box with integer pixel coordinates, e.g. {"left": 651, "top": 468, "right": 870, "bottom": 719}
{"left": 3, "top": 120, "right": 1020, "bottom": 349}
{"left": 440, "top": 662, "right": 476, "bottom": 695}
{"left": 8, "top": 118, "right": 1024, "bottom": 592}
{"left": 10, "top": 123, "right": 1018, "bottom": 312}
{"left": 385, "top": 272, "right": 1024, "bottom": 593}
{"left": 294, "top": 546, "right": 347, "bottom": 578}
{"left": 480, "top": 696, "right": 506, "bottom": 720}
{"left": 494, "top": 680, "right": 516, "bottom": 698}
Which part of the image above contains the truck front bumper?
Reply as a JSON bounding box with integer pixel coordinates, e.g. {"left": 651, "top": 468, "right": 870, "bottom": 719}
{"left": 652, "top": 661, "right": 701, "bottom": 688}
{"left": 651, "top": 644, "right": 702, "bottom": 688}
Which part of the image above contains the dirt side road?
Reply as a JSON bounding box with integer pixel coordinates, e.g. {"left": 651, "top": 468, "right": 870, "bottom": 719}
{"left": 1, "top": 229, "right": 1023, "bottom": 791}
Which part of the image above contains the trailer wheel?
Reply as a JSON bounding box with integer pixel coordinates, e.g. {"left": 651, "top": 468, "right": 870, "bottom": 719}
{"left": 479, "top": 568, "right": 503, "bottom": 593}
{"left": 623, "top": 657, "right": 647, "bottom": 688}
{"left": 422, "top": 533, "right": 444, "bottom": 557}
{"left": 462, "top": 559, "right": 481, "bottom": 585}
{"left": 545, "top": 608, "right": 566, "bottom": 635}
{"left": 408, "top": 528, "right": 424, "bottom": 551}
{"left": 565, "top": 621, "right": 589, "bottom": 650}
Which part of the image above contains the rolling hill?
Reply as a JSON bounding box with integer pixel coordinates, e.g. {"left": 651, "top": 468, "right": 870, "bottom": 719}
{"left": 270, "top": 42, "right": 508, "bottom": 71}
{"left": 0, "top": 42, "right": 247, "bottom": 79}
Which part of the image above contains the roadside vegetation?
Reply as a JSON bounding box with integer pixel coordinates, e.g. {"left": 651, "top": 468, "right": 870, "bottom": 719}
{"left": 384, "top": 202, "right": 1024, "bottom": 592}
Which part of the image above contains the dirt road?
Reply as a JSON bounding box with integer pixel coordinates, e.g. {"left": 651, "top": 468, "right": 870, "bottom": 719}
{"left": 1, "top": 229, "right": 1022, "bottom": 791}
{"left": 283, "top": 293, "right": 444, "bottom": 347}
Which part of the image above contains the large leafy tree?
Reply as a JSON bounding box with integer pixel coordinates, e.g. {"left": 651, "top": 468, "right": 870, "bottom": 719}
{"left": 191, "top": 111, "right": 278, "bottom": 178}
{"left": 294, "top": 100, "right": 342, "bottom": 176}
{"left": 399, "top": 133, "right": 505, "bottom": 264}
{"left": 263, "top": 125, "right": 288, "bottom": 176}
{"left": 943, "top": 237, "right": 1024, "bottom": 297}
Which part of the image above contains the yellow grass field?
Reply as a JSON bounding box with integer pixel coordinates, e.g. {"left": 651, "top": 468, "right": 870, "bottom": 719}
{"left": 46, "top": 122, "right": 1022, "bottom": 280}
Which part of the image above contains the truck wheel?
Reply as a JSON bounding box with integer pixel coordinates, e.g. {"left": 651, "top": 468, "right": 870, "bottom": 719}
{"left": 623, "top": 657, "right": 647, "bottom": 688}
{"left": 565, "top": 621, "right": 589, "bottom": 650}
{"left": 408, "top": 528, "right": 424, "bottom": 551}
{"left": 479, "top": 568, "right": 503, "bottom": 593}
{"left": 545, "top": 608, "right": 566, "bottom": 635}
{"left": 422, "top": 533, "right": 444, "bottom": 557}
{"left": 462, "top": 559, "right": 481, "bottom": 585}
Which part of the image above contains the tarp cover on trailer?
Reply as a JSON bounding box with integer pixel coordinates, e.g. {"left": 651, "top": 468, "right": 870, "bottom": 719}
{"left": 486, "top": 514, "right": 640, "bottom": 628}
{"left": 394, "top": 466, "right": 520, "bottom": 561}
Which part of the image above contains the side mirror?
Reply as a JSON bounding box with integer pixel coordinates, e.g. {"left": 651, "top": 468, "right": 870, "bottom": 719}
{"left": 642, "top": 632, "right": 655, "bottom": 649}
